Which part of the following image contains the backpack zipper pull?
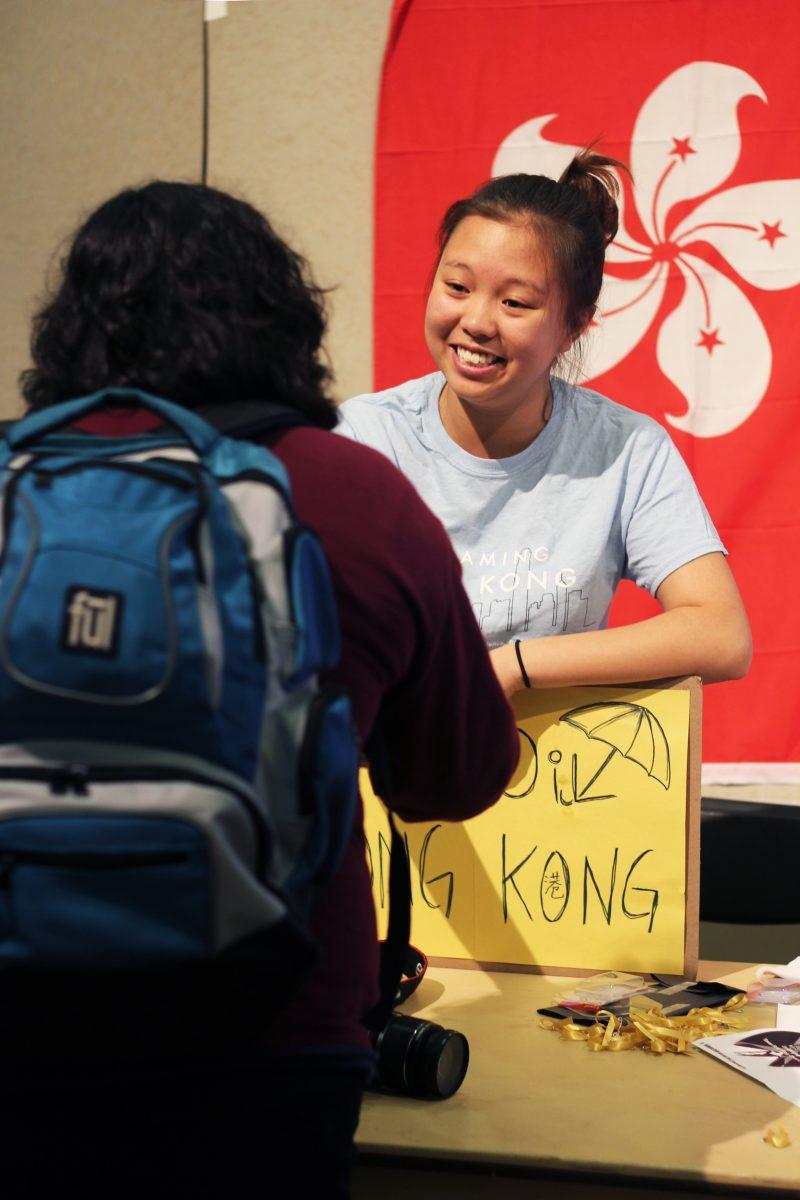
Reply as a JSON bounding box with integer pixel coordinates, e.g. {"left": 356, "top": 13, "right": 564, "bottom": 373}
{"left": 0, "top": 854, "right": 16, "bottom": 888}
{"left": 50, "top": 764, "right": 90, "bottom": 797}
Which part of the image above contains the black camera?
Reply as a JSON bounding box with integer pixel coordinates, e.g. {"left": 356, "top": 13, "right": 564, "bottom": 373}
{"left": 368, "top": 946, "right": 469, "bottom": 1099}
{"left": 370, "top": 1011, "right": 469, "bottom": 1099}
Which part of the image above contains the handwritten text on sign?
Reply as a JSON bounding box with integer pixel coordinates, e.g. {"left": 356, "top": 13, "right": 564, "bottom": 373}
{"left": 362, "top": 686, "right": 690, "bottom": 974}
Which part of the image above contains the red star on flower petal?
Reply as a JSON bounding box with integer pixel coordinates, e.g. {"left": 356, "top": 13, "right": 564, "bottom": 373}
{"left": 697, "top": 328, "right": 724, "bottom": 355}
{"left": 670, "top": 136, "right": 697, "bottom": 162}
{"left": 758, "top": 220, "right": 787, "bottom": 248}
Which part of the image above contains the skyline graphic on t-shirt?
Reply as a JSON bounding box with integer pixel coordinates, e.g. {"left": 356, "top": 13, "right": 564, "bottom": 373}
{"left": 460, "top": 544, "right": 596, "bottom": 645}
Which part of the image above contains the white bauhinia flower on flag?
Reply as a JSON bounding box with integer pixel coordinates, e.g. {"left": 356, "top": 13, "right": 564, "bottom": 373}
{"left": 493, "top": 62, "right": 800, "bottom": 438}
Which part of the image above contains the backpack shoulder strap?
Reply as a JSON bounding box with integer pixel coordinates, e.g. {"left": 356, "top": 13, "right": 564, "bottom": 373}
{"left": 197, "top": 401, "right": 313, "bottom": 442}
{"left": 362, "top": 726, "right": 412, "bottom": 1032}
{"left": 1, "top": 401, "right": 308, "bottom": 448}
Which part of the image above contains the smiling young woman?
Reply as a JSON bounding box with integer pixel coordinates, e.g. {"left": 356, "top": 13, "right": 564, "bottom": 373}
{"left": 337, "top": 150, "right": 752, "bottom": 697}
{"left": 427, "top": 216, "right": 571, "bottom": 458}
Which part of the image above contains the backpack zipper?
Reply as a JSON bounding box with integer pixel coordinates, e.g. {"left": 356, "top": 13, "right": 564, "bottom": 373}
{"left": 29, "top": 458, "right": 197, "bottom": 490}
{"left": 0, "top": 848, "right": 187, "bottom": 888}
{"left": 0, "top": 764, "right": 269, "bottom": 878}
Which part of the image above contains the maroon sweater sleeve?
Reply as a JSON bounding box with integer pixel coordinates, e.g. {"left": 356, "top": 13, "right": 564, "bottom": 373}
{"left": 269, "top": 427, "right": 519, "bottom": 820}
{"left": 267, "top": 428, "right": 519, "bottom": 1050}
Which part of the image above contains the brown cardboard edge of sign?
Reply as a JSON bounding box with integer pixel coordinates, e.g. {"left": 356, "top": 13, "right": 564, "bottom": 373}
{"left": 682, "top": 675, "right": 702, "bottom": 979}
{"left": 426, "top": 676, "right": 702, "bottom": 981}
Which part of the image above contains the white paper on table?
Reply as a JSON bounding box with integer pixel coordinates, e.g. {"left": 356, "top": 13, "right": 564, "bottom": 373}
{"left": 756, "top": 955, "right": 800, "bottom": 984}
{"left": 696, "top": 1027, "right": 800, "bottom": 1107}
{"left": 777, "top": 1005, "right": 800, "bottom": 1030}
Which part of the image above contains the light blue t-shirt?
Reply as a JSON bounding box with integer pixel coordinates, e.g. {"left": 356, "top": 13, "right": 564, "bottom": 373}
{"left": 337, "top": 373, "right": 724, "bottom": 649}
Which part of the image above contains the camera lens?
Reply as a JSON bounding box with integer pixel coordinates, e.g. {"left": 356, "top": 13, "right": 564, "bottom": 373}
{"left": 371, "top": 1014, "right": 469, "bottom": 1099}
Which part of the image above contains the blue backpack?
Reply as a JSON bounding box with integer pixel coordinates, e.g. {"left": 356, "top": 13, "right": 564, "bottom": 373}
{"left": 0, "top": 389, "right": 359, "bottom": 988}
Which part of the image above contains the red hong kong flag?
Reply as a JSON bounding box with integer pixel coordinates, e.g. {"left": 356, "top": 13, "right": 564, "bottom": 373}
{"left": 374, "top": 0, "right": 800, "bottom": 778}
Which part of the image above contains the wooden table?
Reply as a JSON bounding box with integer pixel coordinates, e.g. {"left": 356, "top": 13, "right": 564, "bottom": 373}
{"left": 353, "top": 964, "right": 800, "bottom": 1197}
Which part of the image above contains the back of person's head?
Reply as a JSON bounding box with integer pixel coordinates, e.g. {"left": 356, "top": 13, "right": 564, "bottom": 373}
{"left": 21, "top": 181, "right": 336, "bottom": 428}
{"left": 436, "top": 148, "right": 629, "bottom": 342}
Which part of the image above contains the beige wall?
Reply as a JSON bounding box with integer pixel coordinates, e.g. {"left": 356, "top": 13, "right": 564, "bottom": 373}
{"left": 0, "top": 0, "right": 393, "bottom": 417}
{"left": 208, "top": 0, "right": 393, "bottom": 403}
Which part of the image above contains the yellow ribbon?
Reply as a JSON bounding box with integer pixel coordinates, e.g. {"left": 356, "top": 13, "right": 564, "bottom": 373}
{"left": 764, "top": 1125, "right": 791, "bottom": 1149}
{"left": 540, "top": 994, "right": 750, "bottom": 1055}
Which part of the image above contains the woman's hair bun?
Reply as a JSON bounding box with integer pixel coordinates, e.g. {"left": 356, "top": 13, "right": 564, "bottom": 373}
{"left": 558, "top": 147, "right": 630, "bottom": 245}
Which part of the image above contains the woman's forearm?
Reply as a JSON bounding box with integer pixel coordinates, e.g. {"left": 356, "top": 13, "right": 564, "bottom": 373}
{"left": 499, "top": 602, "right": 752, "bottom": 693}
{"left": 492, "top": 553, "right": 752, "bottom": 696}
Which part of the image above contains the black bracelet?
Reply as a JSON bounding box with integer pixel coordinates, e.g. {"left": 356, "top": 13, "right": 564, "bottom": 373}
{"left": 514, "top": 639, "right": 531, "bottom": 689}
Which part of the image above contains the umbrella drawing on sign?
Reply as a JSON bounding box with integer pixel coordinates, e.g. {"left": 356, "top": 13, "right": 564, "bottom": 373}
{"left": 560, "top": 703, "right": 671, "bottom": 791}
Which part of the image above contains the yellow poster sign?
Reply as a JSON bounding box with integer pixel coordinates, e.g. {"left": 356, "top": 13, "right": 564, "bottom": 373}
{"left": 362, "top": 684, "right": 692, "bottom": 975}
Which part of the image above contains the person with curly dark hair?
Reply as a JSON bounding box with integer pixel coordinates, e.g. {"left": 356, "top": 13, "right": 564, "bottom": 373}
{"left": 3, "top": 182, "right": 519, "bottom": 1198}
{"left": 22, "top": 181, "right": 335, "bottom": 426}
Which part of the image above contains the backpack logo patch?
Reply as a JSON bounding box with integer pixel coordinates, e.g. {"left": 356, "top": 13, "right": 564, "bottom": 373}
{"left": 61, "top": 587, "right": 123, "bottom": 656}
